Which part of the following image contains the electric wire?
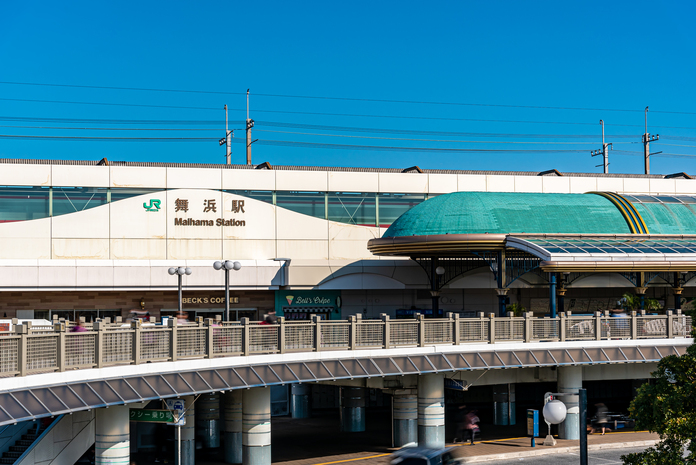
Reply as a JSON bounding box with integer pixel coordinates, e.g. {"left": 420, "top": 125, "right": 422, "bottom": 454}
{"left": 1, "top": 80, "right": 694, "bottom": 115}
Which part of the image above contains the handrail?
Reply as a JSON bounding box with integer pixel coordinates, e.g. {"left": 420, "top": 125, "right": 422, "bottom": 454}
{"left": 14, "top": 415, "right": 64, "bottom": 465}
{"left": 1, "top": 310, "right": 691, "bottom": 378}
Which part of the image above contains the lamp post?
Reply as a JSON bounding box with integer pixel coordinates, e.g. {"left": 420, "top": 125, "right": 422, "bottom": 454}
{"left": 168, "top": 266, "right": 192, "bottom": 316}
{"left": 430, "top": 262, "right": 446, "bottom": 318}
{"left": 213, "top": 260, "right": 242, "bottom": 321}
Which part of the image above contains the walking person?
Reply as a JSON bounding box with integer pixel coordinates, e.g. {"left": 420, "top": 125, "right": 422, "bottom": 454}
{"left": 453, "top": 404, "right": 467, "bottom": 443}
{"left": 595, "top": 403, "right": 611, "bottom": 435}
{"left": 462, "top": 409, "right": 480, "bottom": 445}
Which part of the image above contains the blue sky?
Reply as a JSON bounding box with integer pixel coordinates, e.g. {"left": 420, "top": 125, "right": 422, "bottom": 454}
{"left": 1, "top": 1, "right": 696, "bottom": 175}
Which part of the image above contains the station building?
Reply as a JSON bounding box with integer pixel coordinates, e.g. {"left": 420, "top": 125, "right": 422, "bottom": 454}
{"left": 0, "top": 158, "right": 695, "bottom": 323}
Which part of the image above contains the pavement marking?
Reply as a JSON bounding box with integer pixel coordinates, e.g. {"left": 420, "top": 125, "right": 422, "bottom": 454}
{"left": 312, "top": 454, "right": 390, "bottom": 465}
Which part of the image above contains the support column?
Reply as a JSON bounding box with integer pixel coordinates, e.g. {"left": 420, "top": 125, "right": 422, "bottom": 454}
{"left": 418, "top": 373, "right": 444, "bottom": 449}
{"left": 493, "top": 384, "right": 516, "bottom": 426}
{"left": 95, "top": 405, "right": 130, "bottom": 465}
{"left": 291, "top": 384, "right": 311, "bottom": 419}
{"left": 223, "top": 391, "right": 243, "bottom": 464}
{"left": 340, "top": 387, "right": 366, "bottom": 432}
{"left": 197, "top": 392, "right": 221, "bottom": 449}
{"left": 243, "top": 387, "right": 271, "bottom": 465}
{"left": 549, "top": 274, "right": 557, "bottom": 318}
{"left": 176, "top": 396, "right": 196, "bottom": 465}
{"left": 557, "top": 366, "right": 582, "bottom": 440}
{"left": 495, "top": 288, "right": 509, "bottom": 317}
{"left": 636, "top": 287, "right": 647, "bottom": 311}
{"left": 393, "top": 390, "right": 417, "bottom": 447}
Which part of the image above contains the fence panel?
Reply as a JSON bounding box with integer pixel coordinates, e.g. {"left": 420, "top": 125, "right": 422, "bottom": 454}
{"left": 285, "top": 323, "right": 314, "bottom": 351}
{"left": 356, "top": 321, "right": 384, "bottom": 348}
{"left": 673, "top": 316, "right": 693, "bottom": 337}
{"left": 249, "top": 325, "right": 279, "bottom": 353}
{"left": 460, "top": 320, "right": 489, "bottom": 343}
{"left": 140, "top": 329, "right": 170, "bottom": 362}
{"left": 177, "top": 327, "right": 206, "bottom": 359}
{"left": 494, "top": 319, "right": 524, "bottom": 341}
{"left": 212, "top": 325, "right": 242, "bottom": 356}
{"left": 605, "top": 317, "right": 631, "bottom": 339}
{"left": 320, "top": 322, "right": 350, "bottom": 349}
{"left": 26, "top": 335, "right": 58, "bottom": 374}
{"left": 103, "top": 330, "right": 133, "bottom": 365}
{"left": 424, "top": 321, "right": 452, "bottom": 345}
{"left": 390, "top": 321, "right": 419, "bottom": 346}
{"left": 0, "top": 337, "right": 18, "bottom": 377}
{"left": 637, "top": 316, "right": 667, "bottom": 338}
{"left": 65, "top": 332, "right": 96, "bottom": 368}
{"left": 565, "top": 317, "right": 596, "bottom": 341}
{"left": 531, "top": 319, "right": 559, "bottom": 341}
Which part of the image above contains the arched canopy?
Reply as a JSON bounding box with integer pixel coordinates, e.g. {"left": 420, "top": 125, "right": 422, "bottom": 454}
{"left": 368, "top": 191, "right": 696, "bottom": 273}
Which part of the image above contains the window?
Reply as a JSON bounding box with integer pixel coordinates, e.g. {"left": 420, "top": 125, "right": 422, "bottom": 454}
{"left": 328, "top": 192, "right": 376, "bottom": 226}
{"left": 110, "top": 188, "right": 162, "bottom": 202}
{"left": 377, "top": 193, "right": 427, "bottom": 227}
{"left": 224, "top": 190, "right": 273, "bottom": 205}
{"left": 0, "top": 186, "right": 50, "bottom": 222}
{"left": 276, "top": 191, "right": 326, "bottom": 219}
{"left": 53, "top": 187, "right": 107, "bottom": 217}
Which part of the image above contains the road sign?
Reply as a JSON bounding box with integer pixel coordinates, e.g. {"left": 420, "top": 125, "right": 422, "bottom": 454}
{"left": 129, "top": 409, "right": 174, "bottom": 423}
{"left": 165, "top": 399, "right": 186, "bottom": 426}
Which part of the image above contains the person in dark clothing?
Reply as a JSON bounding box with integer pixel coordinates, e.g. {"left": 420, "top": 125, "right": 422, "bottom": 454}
{"left": 453, "top": 405, "right": 467, "bottom": 443}
{"left": 462, "top": 409, "right": 480, "bottom": 445}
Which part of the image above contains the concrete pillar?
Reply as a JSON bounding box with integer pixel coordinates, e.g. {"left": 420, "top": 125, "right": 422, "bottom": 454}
{"left": 393, "top": 390, "right": 417, "bottom": 447}
{"left": 340, "top": 387, "right": 366, "bottom": 432}
{"left": 95, "top": 405, "right": 129, "bottom": 465}
{"left": 175, "top": 395, "right": 196, "bottom": 465}
{"left": 558, "top": 366, "right": 582, "bottom": 440}
{"left": 243, "top": 387, "right": 271, "bottom": 465}
{"left": 418, "top": 373, "right": 445, "bottom": 449}
{"left": 291, "top": 384, "right": 311, "bottom": 419}
{"left": 493, "top": 384, "right": 516, "bottom": 426}
{"left": 223, "top": 390, "right": 243, "bottom": 464}
{"left": 197, "top": 392, "right": 221, "bottom": 448}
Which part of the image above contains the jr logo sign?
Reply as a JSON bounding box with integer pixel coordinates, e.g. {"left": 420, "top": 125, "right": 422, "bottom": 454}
{"left": 143, "top": 199, "right": 161, "bottom": 212}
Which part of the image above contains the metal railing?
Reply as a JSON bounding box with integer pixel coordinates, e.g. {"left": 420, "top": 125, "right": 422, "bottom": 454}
{"left": 0, "top": 310, "right": 691, "bottom": 378}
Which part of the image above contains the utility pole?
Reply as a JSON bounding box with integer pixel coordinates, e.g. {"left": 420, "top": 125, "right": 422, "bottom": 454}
{"left": 642, "top": 106, "right": 660, "bottom": 174}
{"left": 246, "top": 89, "right": 254, "bottom": 165}
{"left": 219, "top": 105, "right": 233, "bottom": 165}
{"left": 591, "top": 120, "right": 611, "bottom": 174}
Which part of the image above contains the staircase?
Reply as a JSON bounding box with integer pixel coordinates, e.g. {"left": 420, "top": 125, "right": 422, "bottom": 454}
{"left": 0, "top": 424, "right": 39, "bottom": 464}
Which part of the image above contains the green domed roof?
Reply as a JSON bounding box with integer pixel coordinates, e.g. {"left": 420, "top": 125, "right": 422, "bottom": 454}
{"left": 383, "top": 192, "right": 633, "bottom": 237}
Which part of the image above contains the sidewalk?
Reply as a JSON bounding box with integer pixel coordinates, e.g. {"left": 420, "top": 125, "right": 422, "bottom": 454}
{"left": 451, "top": 431, "right": 659, "bottom": 463}
{"left": 267, "top": 431, "right": 658, "bottom": 465}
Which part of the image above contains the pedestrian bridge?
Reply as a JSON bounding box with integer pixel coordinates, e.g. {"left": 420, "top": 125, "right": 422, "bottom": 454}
{"left": 0, "top": 311, "right": 691, "bottom": 427}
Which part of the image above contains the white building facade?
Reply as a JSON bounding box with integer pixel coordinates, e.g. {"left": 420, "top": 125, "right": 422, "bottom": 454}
{"left": 0, "top": 159, "right": 694, "bottom": 322}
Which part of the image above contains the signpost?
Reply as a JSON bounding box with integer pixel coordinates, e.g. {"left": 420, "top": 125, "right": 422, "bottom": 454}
{"left": 527, "top": 409, "right": 539, "bottom": 447}
{"left": 165, "top": 399, "right": 186, "bottom": 465}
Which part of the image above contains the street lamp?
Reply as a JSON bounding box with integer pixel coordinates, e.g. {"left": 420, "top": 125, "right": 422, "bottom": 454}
{"left": 213, "top": 260, "right": 241, "bottom": 321}
{"left": 168, "top": 266, "right": 192, "bottom": 316}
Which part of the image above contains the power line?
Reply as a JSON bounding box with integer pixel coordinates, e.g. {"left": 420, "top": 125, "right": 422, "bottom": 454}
{"left": 0, "top": 97, "right": 221, "bottom": 111}
{"left": 255, "top": 129, "right": 606, "bottom": 144}
{"left": 1, "top": 80, "right": 694, "bottom": 114}
{"left": 0, "top": 134, "right": 590, "bottom": 153}
{"left": 0, "top": 111, "right": 648, "bottom": 128}
{"left": 0, "top": 123, "right": 645, "bottom": 140}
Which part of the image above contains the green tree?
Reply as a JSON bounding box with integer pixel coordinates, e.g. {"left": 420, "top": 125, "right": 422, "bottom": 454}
{"left": 622, "top": 307, "right": 696, "bottom": 464}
